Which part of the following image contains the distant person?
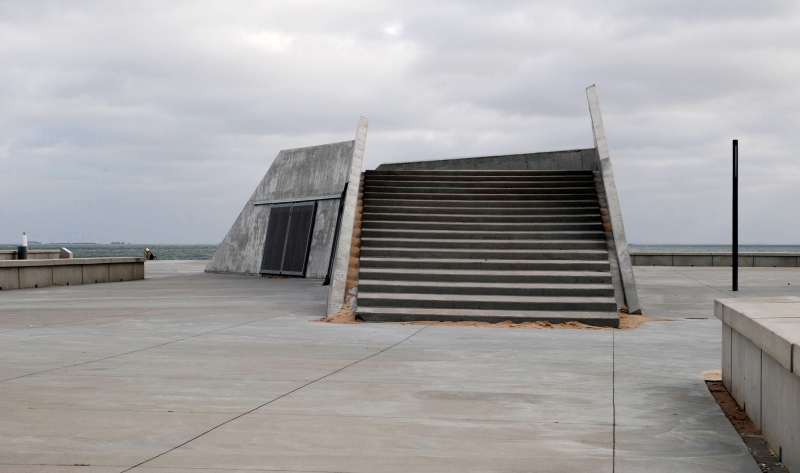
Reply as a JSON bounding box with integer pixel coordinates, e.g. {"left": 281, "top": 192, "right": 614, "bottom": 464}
{"left": 145, "top": 248, "right": 158, "bottom": 260}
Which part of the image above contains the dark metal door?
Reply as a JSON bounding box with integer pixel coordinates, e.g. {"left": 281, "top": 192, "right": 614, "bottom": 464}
{"left": 260, "top": 201, "right": 317, "bottom": 276}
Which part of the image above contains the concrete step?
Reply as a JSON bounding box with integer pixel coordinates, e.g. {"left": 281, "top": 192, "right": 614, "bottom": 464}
{"left": 356, "top": 292, "right": 618, "bottom": 312}
{"left": 364, "top": 174, "right": 597, "bottom": 182}
{"left": 364, "top": 186, "right": 598, "bottom": 195}
{"left": 362, "top": 221, "right": 603, "bottom": 232}
{"left": 355, "top": 307, "right": 619, "bottom": 327}
{"left": 360, "top": 229, "right": 606, "bottom": 240}
{"left": 364, "top": 192, "right": 595, "bottom": 201}
{"left": 362, "top": 205, "right": 600, "bottom": 215}
{"left": 364, "top": 199, "right": 599, "bottom": 208}
{"left": 358, "top": 268, "right": 613, "bottom": 284}
{"left": 361, "top": 212, "right": 601, "bottom": 223}
{"left": 359, "top": 257, "right": 611, "bottom": 271}
{"left": 358, "top": 280, "right": 615, "bottom": 297}
{"left": 360, "top": 248, "right": 610, "bottom": 261}
{"left": 365, "top": 180, "right": 597, "bottom": 188}
{"left": 360, "top": 238, "right": 608, "bottom": 250}
{"left": 367, "top": 170, "right": 594, "bottom": 176}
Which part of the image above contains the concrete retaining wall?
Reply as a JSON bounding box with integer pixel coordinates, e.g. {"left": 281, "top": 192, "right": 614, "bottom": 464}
{"left": 0, "top": 258, "right": 144, "bottom": 290}
{"left": 0, "top": 249, "right": 63, "bottom": 260}
{"left": 715, "top": 297, "right": 800, "bottom": 471}
{"left": 631, "top": 252, "right": 800, "bottom": 267}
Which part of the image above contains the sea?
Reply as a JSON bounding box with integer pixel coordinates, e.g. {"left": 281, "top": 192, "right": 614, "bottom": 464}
{"left": 1, "top": 243, "right": 799, "bottom": 260}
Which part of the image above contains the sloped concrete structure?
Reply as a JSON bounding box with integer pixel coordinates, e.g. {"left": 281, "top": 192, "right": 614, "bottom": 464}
{"left": 206, "top": 118, "right": 368, "bottom": 282}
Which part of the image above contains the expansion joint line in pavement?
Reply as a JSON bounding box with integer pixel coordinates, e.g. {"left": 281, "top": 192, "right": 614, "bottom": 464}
{"left": 612, "top": 330, "right": 616, "bottom": 473}
{"left": 0, "top": 304, "right": 319, "bottom": 384}
{"left": 667, "top": 266, "right": 738, "bottom": 298}
{"left": 120, "top": 326, "right": 429, "bottom": 473}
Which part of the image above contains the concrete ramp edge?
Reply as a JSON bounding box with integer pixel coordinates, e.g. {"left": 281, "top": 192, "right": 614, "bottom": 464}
{"left": 327, "top": 117, "right": 369, "bottom": 316}
{"left": 586, "top": 85, "right": 641, "bottom": 314}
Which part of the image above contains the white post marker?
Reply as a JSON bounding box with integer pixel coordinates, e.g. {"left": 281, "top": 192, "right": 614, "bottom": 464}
{"left": 18, "top": 232, "right": 28, "bottom": 260}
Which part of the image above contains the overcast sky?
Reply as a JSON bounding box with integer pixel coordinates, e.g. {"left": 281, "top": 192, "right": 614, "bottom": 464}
{"left": 1, "top": 0, "right": 798, "bottom": 245}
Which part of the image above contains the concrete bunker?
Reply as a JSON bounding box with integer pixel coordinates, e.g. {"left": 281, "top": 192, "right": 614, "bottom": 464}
{"left": 208, "top": 87, "right": 638, "bottom": 327}
{"left": 206, "top": 118, "right": 368, "bottom": 313}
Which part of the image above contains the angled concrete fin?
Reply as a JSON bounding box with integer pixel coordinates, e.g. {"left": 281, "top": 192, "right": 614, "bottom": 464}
{"left": 586, "top": 85, "right": 641, "bottom": 314}
{"left": 326, "top": 117, "right": 369, "bottom": 316}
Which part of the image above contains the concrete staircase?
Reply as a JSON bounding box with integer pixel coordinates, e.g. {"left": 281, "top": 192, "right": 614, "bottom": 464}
{"left": 355, "top": 170, "right": 619, "bottom": 327}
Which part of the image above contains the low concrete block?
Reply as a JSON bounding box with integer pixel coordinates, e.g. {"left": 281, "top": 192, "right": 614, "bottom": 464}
{"left": 673, "top": 254, "right": 713, "bottom": 267}
{"left": 83, "top": 264, "right": 110, "bottom": 284}
{"left": 761, "top": 353, "right": 782, "bottom": 460}
{"left": 795, "top": 344, "right": 800, "bottom": 377}
{"left": 0, "top": 267, "right": 19, "bottom": 290}
{"left": 754, "top": 256, "right": 797, "bottom": 267}
{"left": 760, "top": 352, "right": 800, "bottom": 471}
{"left": 134, "top": 262, "right": 145, "bottom": 280}
{"left": 19, "top": 266, "right": 53, "bottom": 289}
{"left": 54, "top": 265, "right": 83, "bottom": 286}
{"left": 730, "top": 329, "right": 762, "bottom": 429}
{"left": 781, "top": 364, "right": 800, "bottom": 471}
{"left": 635, "top": 254, "right": 672, "bottom": 266}
{"left": 722, "top": 323, "right": 732, "bottom": 391}
{"left": 110, "top": 263, "right": 135, "bottom": 282}
{"left": 712, "top": 255, "right": 754, "bottom": 267}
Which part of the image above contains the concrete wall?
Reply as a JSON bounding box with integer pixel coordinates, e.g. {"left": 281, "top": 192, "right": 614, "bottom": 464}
{"left": 376, "top": 148, "right": 599, "bottom": 172}
{"left": 0, "top": 250, "right": 63, "bottom": 260}
{"left": 715, "top": 297, "right": 800, "bottom": 471}
{"left": 205, "top": 140, "right": 356, "bottom": 277}
{"left": 631, "top": 252, "right": 800, "bottom": 267}
{"left": 0, "top": 258, "right": 144, "bottom": 290}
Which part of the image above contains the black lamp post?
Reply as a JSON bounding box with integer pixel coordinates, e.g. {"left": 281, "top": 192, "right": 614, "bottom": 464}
{"left": 732, "top": 140, "right": 738, "bottom": 292}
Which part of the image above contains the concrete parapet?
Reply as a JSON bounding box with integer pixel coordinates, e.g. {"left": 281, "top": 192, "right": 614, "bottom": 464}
{"left": 376, "top": 148, "right": 599, "bottom": 172}
{"left": 0, "top": 257, "right": 144, "bottom": 291}
{"left": 631, "top": 252, "right": 799, "bottom": 267}
{"left": 0, "top": 249, "right": 63, "bottom": 260}
{"left": 715, "top": 297, "right": 800, "bottom": 470}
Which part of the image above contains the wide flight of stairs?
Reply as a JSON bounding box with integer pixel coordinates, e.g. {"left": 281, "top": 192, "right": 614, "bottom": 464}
{"left": 355, "top": 169, "right": 620, "bottom": 327}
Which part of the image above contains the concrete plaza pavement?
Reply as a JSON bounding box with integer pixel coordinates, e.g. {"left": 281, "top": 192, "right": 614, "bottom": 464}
{"left": 1, "top": 262, "right": 798, "bottom": 472}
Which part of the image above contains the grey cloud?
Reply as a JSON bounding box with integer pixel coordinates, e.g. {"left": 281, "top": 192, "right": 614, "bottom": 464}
{"left": 0, "top": 0, "right": 798, "bottom": 244}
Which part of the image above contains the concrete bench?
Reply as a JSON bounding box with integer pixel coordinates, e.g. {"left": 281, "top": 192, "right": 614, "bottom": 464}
{"left": 715, "top": 297, "right": 800, "bottom": 470}
{"left": 0, "top": 257, "right": 145, "bottom": 290}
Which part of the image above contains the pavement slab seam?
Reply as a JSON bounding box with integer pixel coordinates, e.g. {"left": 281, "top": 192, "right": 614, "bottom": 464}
{"left": 665, "top": 267, "right": 739, "bottom": 299}
{"left": 120, "top": 326, "right": 428, "bottom": 473}
{"left": 0, "top": 304, "right": 319, "bottom": 384}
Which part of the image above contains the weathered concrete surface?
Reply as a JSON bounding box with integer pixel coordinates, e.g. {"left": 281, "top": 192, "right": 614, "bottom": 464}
{"left": 4, "top": 263, "right": 797, "bottom": 471}
{"left": 0, "top": 249, "right": 62, "bottom": 260}
{"left": 587, "top": 85, "right": 640, "bottom": 315}
{"left": 715, "top": 296, "right": 800, "bottom": 471}
{"left": 0, "top": 258, "right": 144, "bottom": 291}
{"left": 632, "top": 252, "right": 800, "bottom": 267}
{"left": 327, "top": 117, "right": 368, "bottom": 315}
{"left": 206, "top": 140, "right": 355, "bottom": 277}
{"left": 376, "top": 148, "right": 599, "bottom": 172}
